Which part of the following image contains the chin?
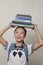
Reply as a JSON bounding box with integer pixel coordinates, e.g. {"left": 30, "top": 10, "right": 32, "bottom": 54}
{"left": 16, "top": 40, "right": 22, "bottom": 42}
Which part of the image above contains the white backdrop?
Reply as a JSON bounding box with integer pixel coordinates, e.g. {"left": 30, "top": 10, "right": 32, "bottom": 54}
{"left": 0, "top": 0, "right": 43, "bottom": 65}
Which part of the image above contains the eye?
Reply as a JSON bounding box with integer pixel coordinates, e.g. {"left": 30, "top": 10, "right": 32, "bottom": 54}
{"left": 21, "top": 32, "right": 24, "bottom": 35}
{"left": 15, "top": 31, "right": 19, "bottom": 34}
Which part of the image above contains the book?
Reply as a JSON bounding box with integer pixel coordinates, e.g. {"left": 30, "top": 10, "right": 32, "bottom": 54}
{"left": 15, "top": 14, "right": 32, "bottom": 23}
{"left": 11, "top": 20, "right": 33, "bottom": 28}
{"left": 11, "top": 14, "right": 33, "bottom": 28}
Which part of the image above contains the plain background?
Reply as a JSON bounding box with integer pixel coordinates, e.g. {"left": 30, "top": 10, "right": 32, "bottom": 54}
{"left": 0, "top": 0, "right": 43, "bottom": 65}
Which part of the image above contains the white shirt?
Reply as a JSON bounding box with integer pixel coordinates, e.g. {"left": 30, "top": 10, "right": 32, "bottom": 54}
{"left": 5, "top": 42, "right": 34, "bottom": 65}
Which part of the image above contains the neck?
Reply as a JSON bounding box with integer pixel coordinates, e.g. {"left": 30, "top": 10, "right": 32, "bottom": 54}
{"left": 16, "top": 41, "right": 23, "bottom": 47}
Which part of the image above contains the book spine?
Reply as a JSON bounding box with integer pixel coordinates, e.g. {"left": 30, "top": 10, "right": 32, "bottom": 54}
{"left": 12, "top": 21, "right": 32, "bottom": 26}
{"left": 16, "top": 16, "right": 31, "bottom": 21}
{"left": 16, "top": 14, "right": 32, "bottom": 18}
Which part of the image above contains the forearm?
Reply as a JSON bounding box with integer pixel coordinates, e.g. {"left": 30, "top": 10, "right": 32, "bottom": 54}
{"left": 34, "top": 26, "right": 43, "bottom": 50}
{"left": 0, "top": 24, "right": 11, "bottom": 37}
{"left": 35, "top": 26, "right": 43, "bottom": 43}
{"left": 0, "top": 37, "right": 7, "bottom": 46}
{"left": 34, "top": 27, "right": 43, "bottom": 50}
{"left": 30, "top": 24, "right": 43, "bottom": 51}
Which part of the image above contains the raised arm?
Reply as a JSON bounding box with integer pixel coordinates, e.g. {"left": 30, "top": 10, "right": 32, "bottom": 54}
{"left": 0, "top": 23, "right": 15, "bottom": 47}
{"left": 31, "top": 24, "right": 43, "bottom": 51}
{"left": 0, "top": 23, "right": 11, "bottom": 37}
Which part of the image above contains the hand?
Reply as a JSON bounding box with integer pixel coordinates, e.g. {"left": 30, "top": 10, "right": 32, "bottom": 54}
{"left": 29, "top": 23, "right": 37, "bottom": 30}
{"left": 8, "top": 22, "right": 15, "bottom": 28}
{"left": 32, "top": 23, "right": 37, "bottom": 30}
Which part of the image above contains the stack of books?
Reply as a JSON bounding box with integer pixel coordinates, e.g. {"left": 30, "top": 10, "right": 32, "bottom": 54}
{"left": 11, "top": 14, "right": 33, "bottom": 28}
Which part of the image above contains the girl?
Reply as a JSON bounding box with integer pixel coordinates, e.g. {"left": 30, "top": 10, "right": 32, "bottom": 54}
{"left": 0, "top": 23, "right": 43, "bottom": 65}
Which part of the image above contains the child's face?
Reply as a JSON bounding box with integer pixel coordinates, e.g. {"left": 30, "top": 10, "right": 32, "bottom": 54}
{"left": 14, "top": 28, "right": 26, "bottom": 42}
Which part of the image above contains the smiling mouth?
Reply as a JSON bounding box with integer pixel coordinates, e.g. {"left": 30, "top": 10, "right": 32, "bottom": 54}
{"left": 17, "top": 37, "right": 21, "bottom": 39}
